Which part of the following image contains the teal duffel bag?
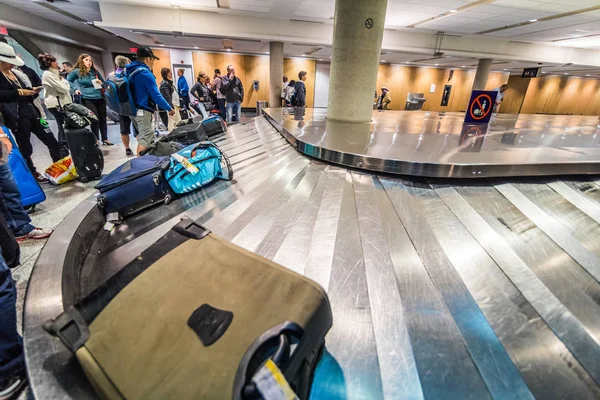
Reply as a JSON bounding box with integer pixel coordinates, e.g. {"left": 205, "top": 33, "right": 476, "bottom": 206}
{"left": 165, "top": 142, "right": 233, "bottom": 195}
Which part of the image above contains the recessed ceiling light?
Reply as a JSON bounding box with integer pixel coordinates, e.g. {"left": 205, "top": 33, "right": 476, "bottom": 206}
{"left": 319, "top": 59, "right": 323, "bottom": 61}
{"left": 587, "top": 74, "right": 591, "bottom": 76}
{"left": 160, "top": 44, "right": 164, "bottom": 46}
{"left": 435, "top": 63, "right": 439, "bottom": 66}
{"left": 450, "top": 9, "right": 458, "bottom": 13}
{"left": 529, "top": 19, "right": 538, "bottom": 22}
{"left": 302, "top": 54, "right": 307, "bottom": 57}
{"left": 329, "top": 56, "right": 332, "bottom": 59}
{"left": 462, "top": 65, "right": 466, "bottom": 67}
{"left": 265, "top": 52, "right": 269, "bottom": 54}
{"left": 504, "top": 69, "right": 507, "bottom": 70}
{"left": 564, "top": 73, "right": 568, "bottom": 75}
{"left": 226, "top": 49, "right": 231, "bottom": 51}
{"left": 381, "top": 60, "right": 387, "bottom": 62}
{"left": 406, "top": 61, "right": 411, "bottom": 64}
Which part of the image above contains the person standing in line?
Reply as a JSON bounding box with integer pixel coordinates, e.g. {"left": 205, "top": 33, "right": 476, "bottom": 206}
{"left": 159, "top": 67, "right": 181, "bottom": 130}
{"left": 376, "top": 87, "right": 391, "bottom": 110}
{"left": 492, "top": 84, "right": 509, "bottom": 112}
{"left": 281, "top": 75, "right": 289, "bottom": 106}
{"left": 110, "top": 56, "right": 136, "bottom": 156}
{"left": 0, "top": 43, "right": 61, "bottom": 183}
{"left": 221, "top": 64, "right": 244, "bottom": 123}
{"left": 39, "top": 53, "right": 72, "bottom": 151}
{"left": 67, "top": 53, "right": 113, "bottom": 145}
{"left": 211, "top": 69, "right": 226, "bottom": 120}
{"left": 61, "top": 61, "right": 73, "bottom": 77}
{"left": 293, "top": 71, "right": 307, "bottom": 107}
{"left": 127, "top": 47, "right": 174, "bottom": 155}
{"left": 15, "top": 60, "right": 46, "bottom": 120}
{"left": 177, "top": 68, "right": 190, "bottom": 112}
{"left": 191, "top": 72, "right": 214, "bottom": 119}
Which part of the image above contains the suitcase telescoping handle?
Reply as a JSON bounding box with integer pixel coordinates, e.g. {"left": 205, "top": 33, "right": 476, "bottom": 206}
{"left": 234, "top": 321, "right": 304, "bottom": 400}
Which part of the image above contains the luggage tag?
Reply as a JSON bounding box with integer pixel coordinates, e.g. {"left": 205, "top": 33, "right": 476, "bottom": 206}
{"left": 172, "top": 153, "right": 199, "bottom": 175}
{"left": 252, "top": 359, "right": 298, "bottom": 400}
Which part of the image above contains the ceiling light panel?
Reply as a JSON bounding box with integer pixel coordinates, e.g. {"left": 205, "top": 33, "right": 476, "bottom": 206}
{"left": 229, "top": 0, "right": 275, "bottom": 13}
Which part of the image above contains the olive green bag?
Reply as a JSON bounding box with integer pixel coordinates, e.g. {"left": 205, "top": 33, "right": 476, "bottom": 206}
{"left": 48, "top": 217, "right": 333, "bottom": 400}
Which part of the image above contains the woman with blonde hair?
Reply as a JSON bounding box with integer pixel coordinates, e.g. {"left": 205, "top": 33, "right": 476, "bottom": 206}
{"left": 67, "top": 53, "right": 113, "bottom": 145}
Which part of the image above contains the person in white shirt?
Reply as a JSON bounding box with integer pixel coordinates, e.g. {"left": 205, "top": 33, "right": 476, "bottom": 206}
{"left": 492, "top": 84, "right": 509, "bottom": 112}
{"left": 38, "top": 53, "right": 72, "bottom": 149}
{"left": 281, "top": 75, "right": 288, "bottom": 106}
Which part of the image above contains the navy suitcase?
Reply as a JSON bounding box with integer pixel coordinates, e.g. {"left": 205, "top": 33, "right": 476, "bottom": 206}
{"left": 3, "top": 126, "right": 46, "bottom": 210}
{"left": 95, "top": 156, "right": 173, "bottom": 218}
{"left": 201, "top": 115, "right": 227, "bottom": 137}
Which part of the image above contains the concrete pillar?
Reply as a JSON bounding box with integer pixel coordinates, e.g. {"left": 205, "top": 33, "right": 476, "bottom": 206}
{"left": 472, "top": 59, "right": 493, "bottom": 91}
{"left": 327, "top": 0, "right": 388, "bottom": 123}
{"left": 269, "top": 41, "right": 284, "bottom": 108}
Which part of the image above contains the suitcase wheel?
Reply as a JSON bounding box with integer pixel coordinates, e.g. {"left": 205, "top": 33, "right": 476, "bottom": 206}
{"left": 164, "top": 194, "right": 172, "bottom": 205}
{"left": 97, "top": 196, "right": 106, "bottom": 208}
{"left": 80, "top": 176, "right": 89, "bottom": 183}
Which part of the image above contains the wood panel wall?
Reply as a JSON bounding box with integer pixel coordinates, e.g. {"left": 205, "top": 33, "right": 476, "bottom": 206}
{"left": 150, "top": 49, "right": 172, "bottom": 86}
{"left": 521, "top": 75, "right": 600, "bottom": 116}
{"left": 284, "top": 58, "right": 317, "bottom": 108}
{"left": 500, "top": 75, "right": 530, "bottom": 114}
{"left": 191, "top": 52, "right": 316, "bottom": 108}
{"left": 376, "top": 66, "right": 509, "bottom": 112}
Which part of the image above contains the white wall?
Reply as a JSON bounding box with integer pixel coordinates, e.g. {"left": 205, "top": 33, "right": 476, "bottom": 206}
{"left": 314, "top": 62, "right": 330, "bottom": 108}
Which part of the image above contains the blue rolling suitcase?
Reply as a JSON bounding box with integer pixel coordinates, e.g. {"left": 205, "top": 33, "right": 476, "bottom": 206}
{"left": 165, "top": 142, "right": 232, "bottom": 195}
{"left": 95, "top": 156, "right": 173, "bottom": 218}
{"left": 3, "top": 126, "right": 46, "bottom": 210}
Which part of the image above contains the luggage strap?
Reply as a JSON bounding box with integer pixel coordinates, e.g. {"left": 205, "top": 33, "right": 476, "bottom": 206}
{"left": 47, "top": 217, "right": 210, "bottom": 350}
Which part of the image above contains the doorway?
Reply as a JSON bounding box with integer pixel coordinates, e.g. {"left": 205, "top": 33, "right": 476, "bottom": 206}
{"left": 172, "top": 63, "right": 195, "bottom": 93}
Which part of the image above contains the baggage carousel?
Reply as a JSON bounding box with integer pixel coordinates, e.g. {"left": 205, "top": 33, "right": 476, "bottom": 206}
{"left": 24, "top": 110, "right": 600, "bottom": 399}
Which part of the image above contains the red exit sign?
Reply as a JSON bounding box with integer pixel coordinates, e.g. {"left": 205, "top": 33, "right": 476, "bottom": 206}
{"left": 0, "top": 27, "right": 8, "bottom": 36}
{"left": 129, "top": 47, "right": 138, "bottom": 53}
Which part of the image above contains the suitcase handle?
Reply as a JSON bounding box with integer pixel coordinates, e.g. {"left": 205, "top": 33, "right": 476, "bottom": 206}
{"left": 233, "top": 321, "right": 304, "bottom": 400}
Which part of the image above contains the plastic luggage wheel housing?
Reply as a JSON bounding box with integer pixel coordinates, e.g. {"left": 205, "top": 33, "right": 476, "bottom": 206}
{"left": 234, "top": 321, "right": 324, "bottom": 400}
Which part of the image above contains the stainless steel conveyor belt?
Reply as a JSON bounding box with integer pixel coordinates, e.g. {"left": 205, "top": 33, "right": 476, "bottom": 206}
{"left": 23, "top": 115, "right": 600, "bottom": 399}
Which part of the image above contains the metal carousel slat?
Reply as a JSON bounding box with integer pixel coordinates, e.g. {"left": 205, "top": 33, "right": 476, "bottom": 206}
{"left": 432, "top": 184, "right": 600, "bottom": 398}
{"left": 311, "top": 171, "right": 385, "bottom": 400}
{"left": 547, "top": 181, "right": 600, "bottom": 226}
{"left": 495, "top": 183, "right": 600, "bottom": 283}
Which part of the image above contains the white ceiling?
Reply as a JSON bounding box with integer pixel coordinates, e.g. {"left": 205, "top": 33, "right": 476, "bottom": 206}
{"left": 1, "top": 0, "right": 599, "bottom": 77}
{"left": 4, "top": 0, "right": 600, "bottom": 47}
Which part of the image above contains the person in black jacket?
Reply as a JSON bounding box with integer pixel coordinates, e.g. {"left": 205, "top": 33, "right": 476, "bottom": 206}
{"left": 0, "top": 43, "right": 61, "bottom": 182}
{"left": 190, "top": 72, "right": 213, "bottom": 119}
{"left": 221, "top": 65, "right": 244, "bottom": 123}
{"left": 159, "top": 67, "right": 177, "bottom": 129}
{"left": 293, "top": 71, "right": 307, "bottom": 107}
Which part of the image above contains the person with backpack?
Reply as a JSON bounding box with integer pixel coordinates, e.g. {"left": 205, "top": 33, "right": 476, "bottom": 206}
{"left": 126, "top": 47, "right": 174, "bottom": 155}
{"left": 293, "top": 71, "right": 307, "bottom": 107}
{"left": 39, "top": 53, "right": 72, "bottom": 151}
{"left": 221, "top": 64, "right": 244, "bottom": 123}
{"left": 285, "top": 79, "right": 296, "bottom": 107}
{"left": 67, "top": 53, "right": 113, "bottom": 146}
{"left": 110, "top": 56, "right": 136, "bottom": 156}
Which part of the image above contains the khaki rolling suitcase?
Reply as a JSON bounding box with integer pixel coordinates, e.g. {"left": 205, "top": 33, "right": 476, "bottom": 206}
{"left": 48, "top": 217, "right": 333, "bottom": 400}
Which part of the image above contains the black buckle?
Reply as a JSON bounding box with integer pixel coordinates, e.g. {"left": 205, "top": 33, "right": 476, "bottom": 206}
{"left": 47, "top": 306, "right": 90, "bottom": 352}
{"left": 172, "top": 216, "right": 211, "bottom": 240}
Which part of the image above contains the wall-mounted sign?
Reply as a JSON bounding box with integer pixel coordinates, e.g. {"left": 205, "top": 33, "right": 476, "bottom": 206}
{"left": 522, "top": 67, "right": 540, "bottom": 78}
{"left": 464, "top": 90, "right": 495, "bottom": 124}
{"left": 0, "top": 27, "right": 8, "bottom": 36}
{"left": 441, "top": 85, "right": 452, "bottom": 107}
{"left": 365, "top": 18, "right": 374, "bottom": 29}
{"left": 129, "top": 47, "right": 138, "bottom": 53}
{"left": 430, "top": 84, "right": 436, "bottom": 93}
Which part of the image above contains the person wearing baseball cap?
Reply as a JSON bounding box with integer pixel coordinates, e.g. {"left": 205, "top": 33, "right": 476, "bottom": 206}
{"left": 126, "top": 46, "right": 174, "bottom": 154}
